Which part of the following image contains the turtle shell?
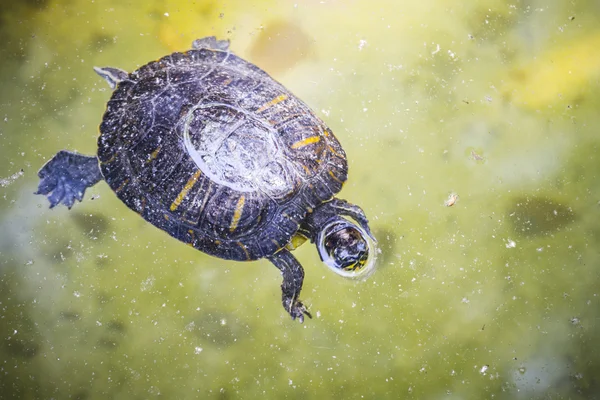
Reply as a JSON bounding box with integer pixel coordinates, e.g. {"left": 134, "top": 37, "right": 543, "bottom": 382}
{"left": 97, "top": 46, "right": 348, "bottom": 261}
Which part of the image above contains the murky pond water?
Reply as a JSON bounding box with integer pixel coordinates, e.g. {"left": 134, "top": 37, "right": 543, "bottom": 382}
{"left": 2, "top": 0, "right": 600, "bottom": 398}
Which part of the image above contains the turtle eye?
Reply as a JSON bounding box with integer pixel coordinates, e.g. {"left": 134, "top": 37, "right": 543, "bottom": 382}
{"left": 318, "top": 223, "right": 375, "bottom": 278}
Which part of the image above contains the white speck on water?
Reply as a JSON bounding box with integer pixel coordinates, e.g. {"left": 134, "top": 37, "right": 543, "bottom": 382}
{"left": 194, "top": 346, "right": 203, "bottom": 354}
{"left": 185, "top": 321, "right": 196, "bottom": 331}
{"left": 480, "top": 365, "right": 489, "bottom": 374}
{"left": 73, "top": 291, "right": 81, "bottom": 298}
{"left": 141, "top": 276, "right": 155, "bottom": 291}
{"left": 358, "top": 39, "right": 368, "bottom": 50}
{"left": 431, "top": 43, "right": 441, "bottom": 54}
{"left": 505, "top": 239, "right": 516, "bottom": 248}
{"left": 164, "top": 12, "right": 169, "bottom": 17}
{"left": 220, "top": 318, "right": 227, "bottom": 326}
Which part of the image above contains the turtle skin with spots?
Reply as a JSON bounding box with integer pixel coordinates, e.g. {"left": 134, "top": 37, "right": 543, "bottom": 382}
{"left": 36, "top": 37, "right": 375, "bottom": 323}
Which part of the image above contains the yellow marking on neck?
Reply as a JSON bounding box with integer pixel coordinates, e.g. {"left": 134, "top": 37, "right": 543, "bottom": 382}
{"left": 229, "top": 195, "right": 246, "bottom": 232}
{"left": 291, "top": 136, "right": 321, "bottom": 149}
{"left": 256, "top": 94, "right": 288, "bottom": 112}
{"left": 170, "top": 170, "right": 202, "bottom": 211}
{"left": 147, "top": 146, "right": 161, "bottom": 164}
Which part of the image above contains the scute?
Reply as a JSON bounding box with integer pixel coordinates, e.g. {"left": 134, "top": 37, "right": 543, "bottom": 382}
{"left": 98, "top": 45, "right": 348, "bottom": 261}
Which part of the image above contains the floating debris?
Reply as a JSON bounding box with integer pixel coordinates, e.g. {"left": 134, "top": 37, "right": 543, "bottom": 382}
{"left": 0, "top": 169, "right": 24, "bottom": 187}
{"left": 444, "top": 192, "right": 459, "bottom": 207}
{"left": 470, "top": 149, "right": 485, "bottom": 162}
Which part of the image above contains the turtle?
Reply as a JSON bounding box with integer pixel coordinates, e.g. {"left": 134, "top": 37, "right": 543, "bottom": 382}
{"left": 36, "top": 36, "right": 375, "bottom": 322}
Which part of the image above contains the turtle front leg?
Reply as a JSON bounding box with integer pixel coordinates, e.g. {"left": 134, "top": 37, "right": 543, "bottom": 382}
{"left": 36, "top": 151, "right": 103, "bottom": 209}
{"left": 267, "top": 249, "right": 312, "bottom": 323}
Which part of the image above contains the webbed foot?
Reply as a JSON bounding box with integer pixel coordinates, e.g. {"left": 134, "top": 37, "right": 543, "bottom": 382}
{"left": 285, "top": 298, "right": 312, "bottom": 323}
{"left": 36, "top": 151, "right": 103, "bottom": 209}
{"left": 268, "top": 249, "right": 312, "bottom": 323}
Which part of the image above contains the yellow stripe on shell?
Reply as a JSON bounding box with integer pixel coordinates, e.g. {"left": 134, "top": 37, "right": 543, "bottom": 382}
{"left": 291, "top": 135, "right": 321, "bottom": 150}
{"left": 146, "top": 146, "right": 161, "bottom": 164}
{"left": 229, "top": 195, "right": 246, "bottom": 232}
{"left": 328, "top": 170, "right": 344, "bottom": 185}
{"left": 100, "top": 153, "right": 116, "bottom": 165}
{"left": 114, "top": 178, "right": 129, "bottom": 193}
{"left": 256, "top": 94, "right": 288, "bottom": 112}
{"left": 237, "top": 241, "right": 251, "bottom": 260}
{"left": 328, "top": 144, "right": 344, "bottom": 158}
{"left": 170, "top": 170, "right": 202, "bottom": 211}
{"left": 186, "top": 229, "right": 196, "bottom": 247}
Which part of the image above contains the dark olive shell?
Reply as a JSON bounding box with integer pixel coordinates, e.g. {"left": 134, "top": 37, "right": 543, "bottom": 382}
{"left": 97, "top": 47, "right": 347, "bottom": 261}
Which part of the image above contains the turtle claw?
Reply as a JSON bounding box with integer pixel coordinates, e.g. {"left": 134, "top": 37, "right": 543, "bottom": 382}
{"left": 36, "top": 151, "right": 103, "bottom": 209}
{"left": 286, "top": 299, "right": 312, "bottom": 323}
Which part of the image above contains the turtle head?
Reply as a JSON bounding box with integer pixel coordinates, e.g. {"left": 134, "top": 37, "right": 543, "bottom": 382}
{"left": 317, "top": 219, "right": 372, "bottom": 278}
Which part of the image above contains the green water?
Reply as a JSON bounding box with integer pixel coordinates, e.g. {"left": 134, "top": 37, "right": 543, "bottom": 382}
{"left": 2, "top": 0, "right": 600, "bottom": 398}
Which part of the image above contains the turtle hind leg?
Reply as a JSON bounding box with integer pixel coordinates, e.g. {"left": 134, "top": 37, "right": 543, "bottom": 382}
{"left": 36, "top": 151, "right": 103, "bottom": 209}
{"left": 267, "top": 249, "right": 312, "bottom": 323}
{"left": 192, "top": 36, "right": 230, "bottom": 51}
